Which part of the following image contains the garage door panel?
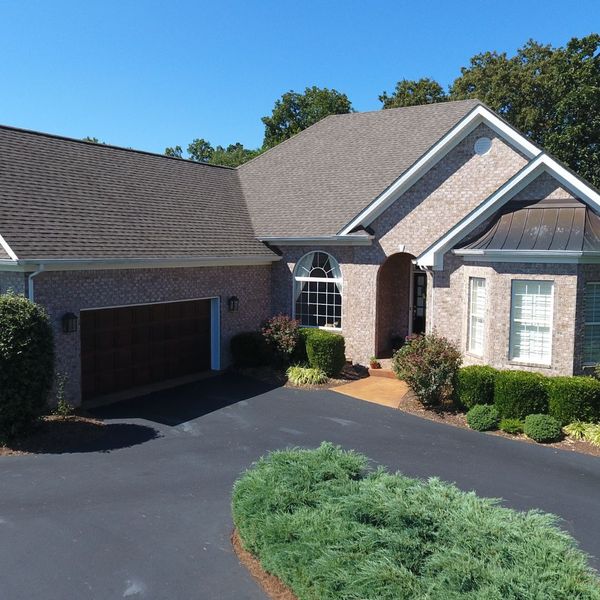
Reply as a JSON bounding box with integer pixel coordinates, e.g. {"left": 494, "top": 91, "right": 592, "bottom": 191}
{"left": 81, "top": 299, "right": 212, "bottom": 401}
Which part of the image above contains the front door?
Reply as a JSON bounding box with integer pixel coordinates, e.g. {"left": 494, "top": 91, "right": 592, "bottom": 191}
{"left": 412, "top": 271, "right": 427, "bottom": 334}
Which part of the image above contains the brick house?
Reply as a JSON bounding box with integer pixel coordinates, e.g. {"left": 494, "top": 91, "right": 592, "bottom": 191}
{"left": 1, "top": 99, "right": 600, "bottom": 405}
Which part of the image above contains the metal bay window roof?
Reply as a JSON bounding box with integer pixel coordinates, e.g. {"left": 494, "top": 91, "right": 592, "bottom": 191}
{"left": 456, "top": 197, "right": 600, "bottom": 254}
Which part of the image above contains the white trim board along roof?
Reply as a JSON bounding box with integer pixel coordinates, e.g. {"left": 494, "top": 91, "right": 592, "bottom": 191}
{"left": 416, "top": 153, "right": 600, "bottom": 269}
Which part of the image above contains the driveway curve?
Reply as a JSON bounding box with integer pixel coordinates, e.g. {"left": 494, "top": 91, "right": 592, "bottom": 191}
{"left": 0, "top": 374, "right": 598, "bottom": 599}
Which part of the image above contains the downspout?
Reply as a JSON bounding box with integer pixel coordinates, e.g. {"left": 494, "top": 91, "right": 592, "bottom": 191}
{"left": 27, "top": 264, "right": 45, "bottom": 302}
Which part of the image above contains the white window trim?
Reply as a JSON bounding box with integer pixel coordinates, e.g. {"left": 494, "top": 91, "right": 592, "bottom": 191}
{"left": 292, "top": 251, "right": 343, "bottom": 331}
{"left": 583, "top": 281, "right": 600, "bottom": 366}
{"left": 467, "top": 277, "right": 486, "bottom": 357}
{"left": 509, "top": 280, "right": 554, "bottom": 366}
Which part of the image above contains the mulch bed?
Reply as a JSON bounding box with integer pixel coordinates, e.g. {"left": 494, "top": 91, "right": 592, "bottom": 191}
{"left": 0, "top": 414, "right": 106, "bottom": 456}
{"left": 231, "top": 528, "right": 297, "bottom": 600}
{"left": 235, "top": 363, "right": 369, "bottom": 391}
{"left": 397, "top": 391, "right": 600, "bottom": 458}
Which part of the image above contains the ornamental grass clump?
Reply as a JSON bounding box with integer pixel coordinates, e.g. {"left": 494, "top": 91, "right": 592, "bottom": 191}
{"left": 232, "top": 443, "right": 600, "bottom": 599}
{"left": 499, "top": 417, "right": 524, "bottom": 435}
{"left": 564, "top": 422, "right": 600, "bottom": 446}
{"left": 286, "top": 365, "right": 328, "bottom": 386}
{"left": 392, "top": 334, "right": 461, "bottom": 406}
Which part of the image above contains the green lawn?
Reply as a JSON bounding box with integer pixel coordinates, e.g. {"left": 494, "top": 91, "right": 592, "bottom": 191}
{"left": 232, "top": 443, "right": 599, "bottom": 599}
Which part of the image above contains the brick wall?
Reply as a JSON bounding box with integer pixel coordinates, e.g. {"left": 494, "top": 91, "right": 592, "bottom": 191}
{"left": 0, "top": 272, "right": 26, "bottom": 294}
{"left": 431, "top": 254, "right": 578, "bottom": 376}
{"left": 271, "top": 123, "right": 529, "bottom": 365}
{"left": 32, "top": 264, "right": 271, "bottom": 405}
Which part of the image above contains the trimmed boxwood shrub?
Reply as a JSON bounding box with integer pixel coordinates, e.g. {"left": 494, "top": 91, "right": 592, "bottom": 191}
{"left": 457, "top": 365, "right": 497, "bottom": 409}
{"left": 524, "top": 414, "right": 562, "bottom": 443}
{"left": 305, "top": 329, "right": 345, "bottom": 377}
{"left": 466, "top": 404, "right": 499, "bottom": 431}
{"left": 494, "top": 370, "right": 549, "bottom": 419}
{"left": 0, "top": 292, "right": 54, "bottom": 442}
{"left": 499, "top": 418, "right": 524, "bottom": 435}
{"left": 392, "top": 334, "right": 462, "bottom": 406}
{"left": 547, "top": 376, "right": 600, "bottom": 425}
{"left": 230, "top": 332, "right": 270, "bottom": 367}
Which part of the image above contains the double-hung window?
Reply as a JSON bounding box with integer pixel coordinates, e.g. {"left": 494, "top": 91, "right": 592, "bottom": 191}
{"left": 468, "top": 277, "right": 486, "bottom": 355}
{"left": 509, "top": 280, "right": 554, "bottom": 365}
{"left": 584, "top": 282, "right": 600, "bottom": 364}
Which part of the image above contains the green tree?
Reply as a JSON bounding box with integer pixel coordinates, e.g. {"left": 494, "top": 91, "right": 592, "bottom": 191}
{"left": 164, "top": 139, "right": 260, "bottom": 167}
{"left": 261, "top": 86, "right": 353, "bottom": 148}
{"left": 164, "top": 145, "right": 183, "bottom": 158}
{"left": 82, "top": 136, "right": 102, "bottom": 144}
{"left": 450, "top": 34, "right": 600, "bottom": 186}
{"left": 379, "top": 78, "right": 447, "bottom": 108}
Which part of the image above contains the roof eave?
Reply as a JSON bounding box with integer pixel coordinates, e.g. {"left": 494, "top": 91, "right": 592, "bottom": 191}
{"left": 0, "top": 254, "right": 280, "bottom": 272}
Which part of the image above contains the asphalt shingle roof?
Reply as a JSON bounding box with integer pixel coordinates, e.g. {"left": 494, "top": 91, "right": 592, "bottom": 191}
{"left": 238, "top": 99, "right": 481, "bottom": 237}
{"left": 0, "top": 100, "right": 482, "bottom": 261}
{"left": 0, "top": 126, "right": 275, "bottom": 261}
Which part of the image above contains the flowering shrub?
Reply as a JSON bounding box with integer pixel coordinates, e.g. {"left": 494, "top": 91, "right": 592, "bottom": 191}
{"left": 262, "top": 315, "right": 300, "bottom": 363}
{"left": 392, "top": 333, "right": 462, "bottom": 406}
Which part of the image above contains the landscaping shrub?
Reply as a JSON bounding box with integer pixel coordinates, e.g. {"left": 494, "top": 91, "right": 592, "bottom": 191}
{"left": 466, "top": 404, "right": 499, "bottom": 431}
{"left": 457, "top": 365, "right": 497, "bottom": 409}
{"left": 304, "top": 329, "right": 345, "bottom": 377}
{"left": 261, "top": 314, "right": 300, "bottom": 364}
{"left": 392, "top": 333, "right": 461, "bottom": 406}
{"left": 232, "top": 443, "right": 599, "bottom": 599}
{"left": 547, "top": 376, "right": 600, "bottom": 425}
{"left": 524, "top": 414, "right": 562, "bottom": 443}
{"left": 499, "top": 418, "right": 524, "bottom": 435}
{"left": 0, "top": 292, "right": 54, "bottom": 442}
{"left": 286, "top": 365, "right": 328, "bottom": 386}
{"left": 230, "top": 332, "right": 270, "bottom": 367}
{"left": 494, "top": 370, "right": 549, "bottom": 419}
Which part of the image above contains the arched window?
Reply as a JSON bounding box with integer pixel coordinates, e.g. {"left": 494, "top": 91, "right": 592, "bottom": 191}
{"left": 293, "top": 251, "right": 342, "bottom": 329}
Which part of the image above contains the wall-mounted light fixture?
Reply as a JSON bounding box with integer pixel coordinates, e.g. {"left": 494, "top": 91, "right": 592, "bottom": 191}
{"left": 227, "top": 296, "right": 239, "bottom": 312}
{"left": 61, "top": 312, "right": 78, "bottom": 333}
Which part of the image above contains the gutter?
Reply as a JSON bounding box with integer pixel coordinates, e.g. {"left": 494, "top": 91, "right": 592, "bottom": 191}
{"left": 27, "top": 264, "right": 44, "bottom": 302}
{"left": 258, "top": 235, "right": 373, "bottom": 247}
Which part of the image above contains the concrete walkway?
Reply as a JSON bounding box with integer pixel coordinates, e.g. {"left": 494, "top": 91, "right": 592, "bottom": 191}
{"left": 332, "top": 374, "right": 410, "bottom": 408}
{"left": 0, "top": 374, "right": 598, "bottom": 599}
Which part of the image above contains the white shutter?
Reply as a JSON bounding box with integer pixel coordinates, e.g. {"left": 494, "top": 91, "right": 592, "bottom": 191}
{"left": 584, "top": 283, "right": 600, "bottom": 364}
{"left": 510, "top": 280, "right": 554, "bottom": 365}
{"left": 468, "top": 278, "right": 486, "bottom": 355}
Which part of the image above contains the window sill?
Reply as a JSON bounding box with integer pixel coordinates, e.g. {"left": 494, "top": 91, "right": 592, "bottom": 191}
{"left": 301, "top": 325, "right": 343, "bottom": 332}
{"left": 465, "top": 351, "right": 484, "bottom": 360}
{"left": 508, "top": 359, "right": 552, "bottom": 370}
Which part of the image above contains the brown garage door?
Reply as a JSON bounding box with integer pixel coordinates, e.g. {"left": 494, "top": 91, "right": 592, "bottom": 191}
{"left": 81, "top": 299, "right": 212, "bottom": 401}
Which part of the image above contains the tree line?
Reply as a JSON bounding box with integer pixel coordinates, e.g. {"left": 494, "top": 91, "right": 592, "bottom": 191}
{"left": 90, "top": 34, "right": 600, "bottom": 185}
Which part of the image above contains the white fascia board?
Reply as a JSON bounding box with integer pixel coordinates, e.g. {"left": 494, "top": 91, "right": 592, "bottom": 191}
{"left": 0, "top": 254, "right": 280, "bottom": 272}
{"left": 337, "top": 105, "right": 541, "bottom": 236}
{"left": 259, "top": 235, "right": 373, "bottom": 246}
{"left": 417, "top": 153, "right": 600, "bottom": 270}
{"left": 0, "top": 235, "right": 18, "bottom": 261}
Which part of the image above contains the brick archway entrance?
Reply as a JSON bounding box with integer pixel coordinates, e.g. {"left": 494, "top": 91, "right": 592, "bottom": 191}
{"left": 375, "top": 253, "right": 414, "bottom": 357}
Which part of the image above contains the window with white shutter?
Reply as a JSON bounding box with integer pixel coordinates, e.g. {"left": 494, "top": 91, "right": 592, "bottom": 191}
{"left": 509, "top": 280, "right": 554, "bottom": 365}
{"left": 468, "top": 277, "right": 486, "bottom": 355}
{"left": 584, "top": 282, "right": 600, "bottom": 364}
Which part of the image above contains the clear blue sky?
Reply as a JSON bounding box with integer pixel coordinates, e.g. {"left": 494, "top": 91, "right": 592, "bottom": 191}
{"left": 0, "top": 1, "right": 596, "bottom": 153}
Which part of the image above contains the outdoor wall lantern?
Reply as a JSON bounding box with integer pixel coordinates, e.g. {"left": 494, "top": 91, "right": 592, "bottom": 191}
{"left": 61, "top": 312, "right": 78, "bottom": 333}
{"left": 227, "top": 296, "right": 240, "bottom": 312}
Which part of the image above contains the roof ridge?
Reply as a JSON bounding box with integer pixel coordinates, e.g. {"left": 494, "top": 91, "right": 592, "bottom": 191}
{"left": 323, "top": 98, "right": 482, "bottom": 119}
{"left": 0, "top": 123, "right": 236, "bottom": 171}
{"left": 237, "top": 99, "right": 483, "bottom": 171}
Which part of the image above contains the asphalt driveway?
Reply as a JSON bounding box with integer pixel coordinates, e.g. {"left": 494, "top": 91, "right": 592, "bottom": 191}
{"left": 0, "top": 374, "right": 598, "bottom": 599}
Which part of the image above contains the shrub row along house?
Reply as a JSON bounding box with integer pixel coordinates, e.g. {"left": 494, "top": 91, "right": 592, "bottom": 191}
{"left": 1, "top": 99, "right": 600, "bottom": 405}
